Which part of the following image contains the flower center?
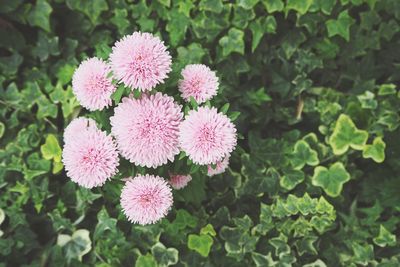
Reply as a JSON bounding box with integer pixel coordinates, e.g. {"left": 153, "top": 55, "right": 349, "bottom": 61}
{"left": 86, "top": 75, "right": 109, "bottom": 93}
{"left": 82, "top": 148, "right": 103, "bottom": 168}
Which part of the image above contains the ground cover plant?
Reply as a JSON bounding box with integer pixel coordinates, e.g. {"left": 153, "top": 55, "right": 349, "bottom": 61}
{"left": 1, "top": 0, "right": 400, "bottom": 266}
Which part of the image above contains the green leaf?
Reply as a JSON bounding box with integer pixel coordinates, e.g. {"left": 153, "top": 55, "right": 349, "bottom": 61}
{"left": 373, "top": 225, "right": 397, "bottom": 247}
{"left": 188, "top": 234, "right": 213, "bottom": 257}
{"left": 262, "top": 0, "right": 284, "bottom": 13}
{"left": 56, "top": 64, "right": 75, "bottom": 85}
{"left": 57, "top": 229, "right": 92, "bottom": 262}
{"left": 135, "top": 254, "right": 157, "bottom": 267}
{"left": 326, "top": 11, "right": 355, "bottom": 41}
{"left": 351, "top": 243, "right": 374, "bottom": 265}
{"left": 219, "top": 28, "right": 245, "bottom": 57}
{"left": 311, "top": 162, "right": 350, "bottom": 197}
{"left": 40, "top": 134, "right": 62, "bottom": 163}
{"left": 246, "top": 87, "right": 272, "bottom": 105}
{"left": 199, "top": 0, "right": 224, "bottom": 13}
{"left": 290, "top": 140, "right": 319, "bottom": 170}
{"left": 200, "top": 224, "right": 216, "bottom": 236}
{"left": 362, "top": 137, "right": 386, "bottom": 163}
{"left": 357, "top": 91, "right": 377, "bottom": 109}
{"left": 151, "top": 243, "right": 179, "bottom": 267}
{"left": 189, "top": 96, "right": 198, "bottom": 110}
{"left": 0, "top": 122, "right": 5, "bottom": 139}
{"left": 249, "top": 17, "right": 277, "bottom": 52}
{"left": 378, "top": 84, "right": 397, "bottom": 96}
{"left": 329, "top": 114, "right": 368, "bottom": 155}
{"left": 66, "top": 0, "right": 108, "bottom": 25}
{"left": 238, "top": 0, "right": 259, "bottom": 9}
{"left": 27, "top": 0, "right": 53, "bottom": 32}
{"left": 112, "top": 85, "right": 125, "bottom": 105}
{"left": 229, "top": 111, "right": 241, "bottom": 121}
{"left": 286, "top": 0, "right": 314, "bottom": 15}
{"left": 280, "top": 169, "right": 305, "bottom": 190}
{"left": 220, "top": 103, "right": 230, "bottom": 114}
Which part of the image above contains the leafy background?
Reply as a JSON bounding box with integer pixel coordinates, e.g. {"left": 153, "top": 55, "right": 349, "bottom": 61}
{"left": 1, "top": 0, "right": 400, "bottom": 266}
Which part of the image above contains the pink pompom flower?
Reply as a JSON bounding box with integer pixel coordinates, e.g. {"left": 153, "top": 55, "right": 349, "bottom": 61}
{"left": 207, "top": 156, "right": 230, "bottom": 177}
{"left": 178, "top": 64, "right": 219, "bottom": 104}
{"left": 72, "top": 57, "right": 116, "bottom": 111}
{"left": 63, "top": 117, "right": 97, "bottom": 143}
{"left": 179, "top": 106, "right": 237, "bottom": 165}
{"left": 120, "top": 174, "right": 173, "bottom": 225}
{"left": 62, "top": 117, "right": 119, "bottom": 188}
{"left": 110, "top": 93, "right": 183, "bottom": 168}
{"left": 169, "top": 174, "right": 192, "bottom": 190}
{"left": 110, "top": 32, "right": 172, "bottom": 91}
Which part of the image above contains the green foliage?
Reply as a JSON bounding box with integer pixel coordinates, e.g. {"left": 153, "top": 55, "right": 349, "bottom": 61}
{"left": 311, "top": 162, "right": 351, "bottom": 197}
{"left": 1, "top": 0, "right": 400, "bottom": 266}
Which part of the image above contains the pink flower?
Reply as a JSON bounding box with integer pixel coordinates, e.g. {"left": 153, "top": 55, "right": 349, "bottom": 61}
{"left": 110, "top": 32, "right": 172, "bottom": 91}
{"left": 62, "top": 118, "right": 119, "bottom": 188}
{"left": 120, "top": 174, "right": 173, "bottom": 225}
{"left": 169, "top": 174, "right": 192, "bottom": 190}
{"left": 178, "top": 64, "right": 218, "bottom": 104}
{"left": 72, "top": 57, "right": 116, "bottom": 111}
{"left": 179, "top": 106, "right": 237, "bottom": 165}
{"left": 207, "top": 156, "right": 230, "bottom": 177}
{"left": 63, "top": 117, "right": 97, "bottom": 144}
{"left": 110, "top": 93, "right": 183, "bottom": 168}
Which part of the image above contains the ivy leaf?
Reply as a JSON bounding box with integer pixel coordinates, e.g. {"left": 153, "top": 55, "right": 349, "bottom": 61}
{"left": 219, "top": 28, "right": 245, "bottom": 57}
{"left": 41, "top": 134, "right": 62, "bottom": 163}
{"left": 151, "top": 243, "right": 179, "bottom": 267}
{"left": 280, "top": 169, "right": 305, "bottom": 191}
{"left": 57, "top": 229, "right": 92, "bottom": 262}
{"left": 326, "top": 11, "right": 355, "bottom": 41}
{"left": 290, "top": 140, "right": 319, "bottom": 170}
{"left": 286, "top": 0, "right": 314, "bottom": 15}
{"left": 329, "top": 114, "right": 368, "bottom": 155}
{"left": 27, "top": 0, "right": 53, "bottom": 32}
{"left": 311, "top": 162, "right": 350, "bottom": 197}
{"left": 362, "top": 137, "right": 385, "bottom": 163}
{"left": 135, "top": 254, "right": 157, "bottom": 267}
{"left": 373, "top": 225, "right": 397, "bottom": 247}
{"left": 200, "top": 224, "right": 216, "bottom": 236}
{"left": 357, "top": 91, "right": 377, "bottom": 109}
{"left": 262, "top": 0, "right": 284, "bottom": 13}
{"left": 352, "top": 243, "right": 374, "bottom": 265}
{"left": 56, "top": 64, "right": 75, "bottom": 85}
{"left": 199, "top": 0, "right": 224, "bottom": 13}
{"left": 66, "top": 0, "right": 108, "bottom": 25}
{"left": 238, "top": 0, "right": 259, "bottom": 10}
{"left": 188, "top": 234, "right": 213, "bottom": 257}
{"left": 378, "top": 84, "right": 396, "bottom": 96}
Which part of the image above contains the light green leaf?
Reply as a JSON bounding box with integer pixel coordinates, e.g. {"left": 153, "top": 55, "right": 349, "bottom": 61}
{"left": 290, "top": 140, "right": 319, "bottom": 170}
{"left": 135, "top": 254, "right": 157, "bottom": 267}
{"left": 199, "top": 0, "right": 223, "bottom": 13}
{"left": 326, "top": 11, "right": 355, "bottom": 41}
{"left": 238, "top": 0, "right": 259, "bottom": 10}
{"left": 286, "top": 0, "right": 314, "bottom": 15}
{"left": 56, "top": 63, "right": 75, "bottom": 85}
{"left": 219, "top": 28, "right": 245, "bottom": 57}
{"left": 200, "top": 224, "right": 216, "bottom": 236}
{"left": 262, "top": 0, "right": 284, "bottom": 13}
{"left": 27, "top": 0, "right": 52, "bottom": 32}
{"left": 188, "top": 234, "right": 213, "bottom": 257}
{"left": 378, "top": 84, "right": 396, "bottom": 95}
{"left": 357, "top": 91, "right": 377, "bottom": 109}
{"left": 362, "top": 137, "right": 385, "bottom": 163}
{"left": 329, "top": 114, "right": 368, "bottom": 155}
{"left": 41, "top": 134, "right": 62, "bottom": 163}
{"left": 373, "top": 225, "right": 397, "bottom": 247}
{"left": 0, "top": 122, "right": 5, "bottom": 139}
{"left": 311, "top": 162, "right": 350, "bottom": 197}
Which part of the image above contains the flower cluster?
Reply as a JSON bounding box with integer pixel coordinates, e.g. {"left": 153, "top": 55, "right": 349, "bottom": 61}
{"left": 63, "top": 32, "right": 237, "bottom": 225}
